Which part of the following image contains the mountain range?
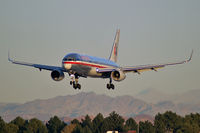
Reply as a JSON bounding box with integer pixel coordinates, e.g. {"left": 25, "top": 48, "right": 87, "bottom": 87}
{"left": 135, "top": 88, "right": 200, "bottom": 104}
{"left": 0, "top": 90, "right": 200, "bottom": 122}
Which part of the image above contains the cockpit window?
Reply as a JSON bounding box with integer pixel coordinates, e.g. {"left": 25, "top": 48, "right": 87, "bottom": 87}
{"left": 63, "top": 53, "right": 80, "bottom": 61}
{"left": 66, "top": 57, "right": 75, "bottom": 61}
{"left": 63, "top": 57, "right": 76, "bottom": 61}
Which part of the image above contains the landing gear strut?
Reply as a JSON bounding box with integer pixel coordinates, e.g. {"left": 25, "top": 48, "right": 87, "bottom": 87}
{"left": 70, "top": 74, "right": 81, "bottom": 90}
{"left": 107, "top": 78, "right": 115, "bottom": 90}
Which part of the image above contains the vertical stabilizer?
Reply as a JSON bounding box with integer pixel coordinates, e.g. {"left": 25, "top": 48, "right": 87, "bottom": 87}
{"left": 109, "top": 29, "right": 120, "bottom": 62}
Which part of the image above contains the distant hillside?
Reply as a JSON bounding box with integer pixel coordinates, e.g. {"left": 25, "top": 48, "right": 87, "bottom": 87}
{"left": 0, "top": 92, "right": 200, "bottom": 122}
{"left": 135, "top": 88, "right": 200, "bottom": 105}
{"left": 134, "top": 88, "right": 171, "bottom": 103}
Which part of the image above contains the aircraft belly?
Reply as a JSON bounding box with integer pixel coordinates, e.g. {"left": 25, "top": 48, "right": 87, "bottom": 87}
{"left": 88, "top": 67, "right": 103, "bottom": 77}
{"left": 70, "top": 64, "right": 102, "bottom": 77}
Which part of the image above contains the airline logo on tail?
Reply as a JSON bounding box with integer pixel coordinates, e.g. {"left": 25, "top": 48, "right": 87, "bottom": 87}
{"left": 114, "top": 43, "right": 118, "bottom": 57}
{"left": 109, "top": 29, "right": 120, "bottom": 62}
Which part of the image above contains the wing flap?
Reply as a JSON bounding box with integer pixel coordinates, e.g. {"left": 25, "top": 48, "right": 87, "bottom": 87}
{"left": 122, "top": 65, "right": 165, "bottom": 73}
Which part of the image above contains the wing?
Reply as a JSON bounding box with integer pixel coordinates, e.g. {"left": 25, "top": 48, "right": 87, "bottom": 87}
{"left": 122, "top": 50, "right": 193, "bottom": 74}
{"left": 97, "top": 50, "right": 193, "bottom": 74}
{"left": 8, "top": 53, "right": 66, "bottom": 72}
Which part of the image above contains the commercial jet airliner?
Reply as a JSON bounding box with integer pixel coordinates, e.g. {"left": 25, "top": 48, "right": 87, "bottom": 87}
{"left": 9, "top": 29, "right": 193, "bottom": 90}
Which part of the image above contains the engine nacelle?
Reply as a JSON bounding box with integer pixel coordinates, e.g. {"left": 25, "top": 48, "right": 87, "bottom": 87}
{"left": 111, "top": 70, "right": 126, "bottom": 81}
{"left": 51, "top": 70, "right": 65, "bottom": 81}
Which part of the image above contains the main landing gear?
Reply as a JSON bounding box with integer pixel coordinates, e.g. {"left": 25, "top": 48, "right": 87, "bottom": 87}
{"left": 107, "top": 78, "right": 115, "bottom": 90}
{"left": 70, "top": 74, "right": 81, "bottom": 90}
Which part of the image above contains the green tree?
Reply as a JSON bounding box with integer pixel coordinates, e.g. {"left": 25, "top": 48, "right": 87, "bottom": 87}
{"left": 46, "top": 116, "right": 66, "bottom": 133}
{"left": 101, "top": 111, "right": 125, "bottom": 132}
{"left": 185, "top": 113, "right": 200, "bottom": 128}
{"left": 174, "top": 122, "right": 199, "bottom": 133}
{"left": 0, "top": 117, "right": 7, "bottom": 133}
{"left": 5, "top": 123, "right": 19, "bottom": 133}
{"left": 125, "top": 118, "right": 138, "bottom": 131}
{"left": 173, "top": 113, "right": 200, "bottom": 133}
{"left": 72, "top": 124, "right": 83, "bottom": 133}
{"left": 154, "top": 113, "right": 166, "bottom": 133}
{"left": 139, "top": 121, "right": 155, "bottom": 133}
{"left": 71, "top": 119, "right": 80, "bottom": 125}
{"left": 154, "top": 111, "right": 182, "bottom": 133}
{"left": 163, "top": 111, "right": 182, "bottom": 132}
{"left": 92, "top": 113, "right": 104, "bottom": 133}
{"left": 81, "top": 115, "right": 92, "bottom": 130}
{"left": 82, "top": 125, "right": 92, "bottom": 133}
{"left": 23, "top": 118, "right": 48, "bottom": 133}
{"left": 10, "top": 116, "right": 26, "bottom": 133}
{"left": 154, "top": 120, "right": 165, "bottom": 133}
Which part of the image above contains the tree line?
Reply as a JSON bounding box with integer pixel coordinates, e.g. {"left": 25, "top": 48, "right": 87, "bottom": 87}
{"left": 0, "top": 111, "right": 200, "bottom": 133}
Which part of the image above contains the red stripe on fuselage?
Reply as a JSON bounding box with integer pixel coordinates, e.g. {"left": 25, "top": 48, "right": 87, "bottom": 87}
{"left": 63, "top": 61, "right": 107, "bottom": 68}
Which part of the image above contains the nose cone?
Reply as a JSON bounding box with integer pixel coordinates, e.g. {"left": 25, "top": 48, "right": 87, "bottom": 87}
{"left": 64, "top": 63, "right": 72, "bottom": 70}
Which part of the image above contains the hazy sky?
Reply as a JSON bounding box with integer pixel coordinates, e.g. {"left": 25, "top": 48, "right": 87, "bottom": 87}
{"left": 0, "top": 0, "right": 200, "bottom": 103}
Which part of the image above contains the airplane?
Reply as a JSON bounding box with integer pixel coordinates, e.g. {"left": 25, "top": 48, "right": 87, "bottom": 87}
{"left": 8, "top": 29, "right": 193, "bottom": 90}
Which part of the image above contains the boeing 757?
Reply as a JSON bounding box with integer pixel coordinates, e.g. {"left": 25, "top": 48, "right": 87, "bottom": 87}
{"left": 8, "top": 29, "right": 193, "bottom": 90}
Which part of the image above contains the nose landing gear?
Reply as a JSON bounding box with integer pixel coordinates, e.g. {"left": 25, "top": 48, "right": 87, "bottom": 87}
{"left": 70, "top": 74, "right": 81, "bottom": 90}
{"left": 73, "top": 82, "right": 81, "bottom": 89}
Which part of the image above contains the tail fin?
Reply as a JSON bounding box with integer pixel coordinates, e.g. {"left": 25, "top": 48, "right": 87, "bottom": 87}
{"left": 109, "top": 29, "right": 120, "bottom": 62}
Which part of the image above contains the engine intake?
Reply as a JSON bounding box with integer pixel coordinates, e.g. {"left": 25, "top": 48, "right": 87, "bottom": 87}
{"left": 111, "top": 70, "right": 126, "bottom": 81}
{"left": 51, "top": 70, "right": 65, "bottom": 81}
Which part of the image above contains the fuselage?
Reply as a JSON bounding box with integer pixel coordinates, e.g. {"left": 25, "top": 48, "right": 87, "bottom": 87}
{"left": 62, "top": 53, "right": 119, "bottom": 78}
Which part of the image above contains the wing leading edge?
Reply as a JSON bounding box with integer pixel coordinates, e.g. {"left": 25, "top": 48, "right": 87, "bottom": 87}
{"left": 8, "top": 53, "right": 66, "bottom": 72}
{"left": 97, "top": 50, "right": 193, "bottom": 74}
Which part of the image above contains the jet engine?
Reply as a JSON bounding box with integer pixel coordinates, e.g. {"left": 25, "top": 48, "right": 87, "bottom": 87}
{"left": 51, "top": 70, "right": 65, "bottom": 81}
{"left": 111, "top": 70, "right": 126, "bottom": 81}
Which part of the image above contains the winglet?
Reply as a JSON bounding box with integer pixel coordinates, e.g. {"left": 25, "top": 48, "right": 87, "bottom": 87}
{"left": 186, "top": 50, "right": 193, "bottom": 63}
{"left": 8, "top": 50, "right": 12, "bottom": 62}
{"left": 8, "top": 51, "right": 15, "bottom": 63}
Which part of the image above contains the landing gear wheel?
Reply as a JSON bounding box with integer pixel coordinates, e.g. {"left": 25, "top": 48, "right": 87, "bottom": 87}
{"left": 107, "top": 84, "right": 111, "bottom": 90}
{"left": 72, "top": 83, "right": 81, "bottom": 90}
{"left": 110, "top": 84, "right": 115, "bottom": 90}
{"left": 73, "top": 83, "right": 77, "bottom": 89}
{"left": 107, "top": 84, "right": 115, "bottom": 90}
{"left": 77, "top": 84, "right": 81, "bottom": 89}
